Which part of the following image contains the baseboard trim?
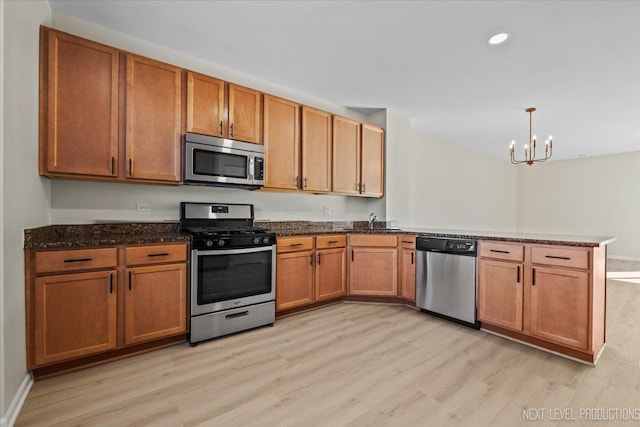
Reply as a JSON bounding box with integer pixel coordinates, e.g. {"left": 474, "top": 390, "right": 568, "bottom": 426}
{"left": 1, "top": 373, "right": 33, "bottom": 427}
{"left": 608, "top": 255, "right": 640, "bottom": 262}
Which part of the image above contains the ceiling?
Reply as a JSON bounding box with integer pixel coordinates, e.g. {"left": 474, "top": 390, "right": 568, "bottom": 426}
{"left": 48, "top": 0, "right": 640, "bottom": 161}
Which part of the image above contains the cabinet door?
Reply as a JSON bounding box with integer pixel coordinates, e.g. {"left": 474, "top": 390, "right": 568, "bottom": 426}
{"left": 34, "top": 270, "right": 117, "bottom": 366}
{"left": 125, "top": 54, "right": 182, "bottom": 182}
{"left": 125, "top": 263, "right": 187, "bottom": 345}
{"left": 478, "top": 259, "right": 523, "bottom": 332}
{"left": 316, "top": 248, "right": 347, "bottom": 301}
{"left": 349, "top": 248, "right": 397, "bottom": 296}
{"left": 228, "top": 84, "right": 262, "bottom": 144}
{"left": 301, "top": 106, "right": 332, "bottom": 192}
{"left": 530, "top": 266, "right": 590, "bottom": 350}
{"left": 263, "top": 95, "right": 300, "bottom": 190}
{"left": 43, "top": 30, "right": 119, "bottom": 178}
{"left": 186, "top": 72, "right": 225, "bottom": 137}
{"left": 399, "top": 248, "right": 416, "bottom": 302}
{"left": 332, "top": 116, "right": 361, "bottom": 195}
{"left": 276, "top": 251, "right": 314, "bottom": 311}
{"left": 360, "top": 124, "right": 384, "bottom": 197}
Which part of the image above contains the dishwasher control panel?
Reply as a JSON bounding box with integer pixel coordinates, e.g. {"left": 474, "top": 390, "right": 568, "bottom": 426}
{"left": 416, "top": 237, "right": 477, "bottom": 255}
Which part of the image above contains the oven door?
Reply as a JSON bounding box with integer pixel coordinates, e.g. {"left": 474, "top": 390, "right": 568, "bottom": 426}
{"left": 191, "top": 245, "right": 276, "bottom": 316}
{"left": 185, "top": 141, "right": 255, "bottom": 185}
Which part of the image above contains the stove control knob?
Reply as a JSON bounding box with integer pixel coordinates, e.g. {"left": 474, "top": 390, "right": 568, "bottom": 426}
{"left": 217, "top": 239, "right": 226, "bottom": 247}
{"left": 252, "top": 237, "right": 261, "bottom": 245}
{"left": 262, "top": 237, "right": 271, "bottom": 244}
{"left": 205, "top": 239, "right": 214, "bottom": 248}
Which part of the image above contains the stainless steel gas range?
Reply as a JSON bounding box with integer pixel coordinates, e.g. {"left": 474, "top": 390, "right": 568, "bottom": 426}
{"left": 180, "top": 202, "right": 276, "bottom": 345}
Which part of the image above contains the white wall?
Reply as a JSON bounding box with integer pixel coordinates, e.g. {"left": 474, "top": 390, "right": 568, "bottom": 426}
{"left": 517, "top": 152, "right": 640, "bottom": 259}
{"left": 1, "top": 1, "right": 52, "bottom": 425}
{"left": 48, "top": 12, "right": 378, "bottom": 224}
{"left": 385, "top": 110, "right": 518, "bottom": 231}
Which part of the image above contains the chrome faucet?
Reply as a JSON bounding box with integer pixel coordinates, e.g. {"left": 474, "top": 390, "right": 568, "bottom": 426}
{"left": 368, "top": 212, "right": 378, "bottom": 230}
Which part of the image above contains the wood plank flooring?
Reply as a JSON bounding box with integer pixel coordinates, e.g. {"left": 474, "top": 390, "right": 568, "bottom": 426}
{"left": 16, "top": 259, "right": 640, "bottom": 426}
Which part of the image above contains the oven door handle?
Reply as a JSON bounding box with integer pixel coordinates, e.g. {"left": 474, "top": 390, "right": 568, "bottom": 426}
{"left": 193, "top": 245, "right": 275, "bottom": 256}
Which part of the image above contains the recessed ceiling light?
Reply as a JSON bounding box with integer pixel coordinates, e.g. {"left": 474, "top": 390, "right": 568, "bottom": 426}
{"left": 488, "top": 33, "right": 509, "bottom": 45}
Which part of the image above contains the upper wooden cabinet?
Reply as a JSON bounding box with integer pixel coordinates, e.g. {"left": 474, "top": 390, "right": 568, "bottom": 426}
{"left": 332, "top": 119, "right": 384, "bottom": 197}
{"left": 125, "top": 54, "right": 182, "bottom": 182}
{"left": 332, "top": 116, "right": 361, "bottom": 195}
{"left": 186, "top": 72, "right": 225, "bottom": 137}
{"left": 40, "top": 29, "right": 119, "bottom": 178}
{"left": 186, "top": 73, "right": 262, "bottom": 144}
{"left": 360, "top": 124, "right": 384, "bottom": 197}
{"left": 263, "top": 95, "right": 300, "bottom": 190}
{"left": 39, "top": 28, "right": 183, "bottom": 184}
{"left": 301, "top": 106, "right": 332, "bottom": 192}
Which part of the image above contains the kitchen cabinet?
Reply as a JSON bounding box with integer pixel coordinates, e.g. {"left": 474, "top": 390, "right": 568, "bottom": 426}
{"left": 332, "top": 119, "right": 385, "bottom": 197}
{"left": 301, "top": 106, "right": 332, "bottom": 192}
{"left": 360, "top": 124, "right": 384, "bottom": 197}
{"left": 315, "top": 235, "right": 347, "bottom": 301}
{"left": 478, "top": 240, "right": 606, "bottom": 363}
{"left": 332, "top": 115, "right": 361, "bottom": 195}
{"left": 276, "top": 236, "right": 315, "bottom": 311}
{"left": 398, "top": 235, "right": 416, "bottom": 302}
{"left": 186, "top": 73, "right": 262, "bottom": 144}
{"left": 26, "top": 243, "right": 188, "bottom": 372}
{"left": 349, "top": 234, "right": 398, "bottom": 296}
{"left": 263, "top": 94, "right": 301, "bottom": 190}
{"left": 125, "top": 54, "right": 183, "bottom": 182}
{"left": 40, "top": 28, "right": 119, "bottom": 179}
{"left": 39, "top": 28, "right": 183, "bottom": 184}
{"left": 124, "top": 245, "right": 188, "bottom": 345}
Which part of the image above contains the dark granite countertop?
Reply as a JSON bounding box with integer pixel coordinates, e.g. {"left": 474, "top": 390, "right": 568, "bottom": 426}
{"left": 256, "top": 221, "right": 615, "bottom": 247}
{"left": 24, "top": 223, "right": 190, "bottom": 250}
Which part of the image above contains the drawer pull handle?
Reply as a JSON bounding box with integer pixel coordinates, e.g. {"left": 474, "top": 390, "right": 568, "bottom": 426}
{"left": 148, "top": 253, "right": 170, "bottom": 257}
{"left": 516, "top": 266, "right": 520, "bottom": 283}
{"left": 64, "top": 258, "right": 93, "bottom": 263}
{"left": 545, "top": 255, "right": 571, "bottom": 260}
{"left": 226, "top": 311, "right": 249, "bottom": 320}
{"left": 490, "top": 249, "right": 510, "bottom": 254}
{"left": 289, "top": 243, "right": 303, "bottom": 247}
{"left": 328, "top": 240, "right": 339, "bottom": 244}
{"left": 402, "top": 240, "right": 413, "bottom": 244}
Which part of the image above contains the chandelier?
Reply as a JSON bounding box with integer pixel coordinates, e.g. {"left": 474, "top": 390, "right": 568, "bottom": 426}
{"left": 509, "top": 107, "right": 553, "bottom": 165}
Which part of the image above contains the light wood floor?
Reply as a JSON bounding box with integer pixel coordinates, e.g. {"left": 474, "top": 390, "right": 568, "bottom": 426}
{"left": 16, "top": 259, "right": 640, "bottom": 427}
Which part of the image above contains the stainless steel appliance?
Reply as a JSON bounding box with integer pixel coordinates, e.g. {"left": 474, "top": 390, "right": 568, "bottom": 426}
{"left": 184, "top": 132, "right": 265, "bottom": 189}
{"left": 416, "top": 237, "right": 480, "bottom": 329}
{"left": 180, "top": 202, "right": 276, "bottom": 344}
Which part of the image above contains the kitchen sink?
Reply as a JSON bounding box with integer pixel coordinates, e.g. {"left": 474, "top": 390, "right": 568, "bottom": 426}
{"left": 341, "top": 228, "right": 403, "bottom": 233}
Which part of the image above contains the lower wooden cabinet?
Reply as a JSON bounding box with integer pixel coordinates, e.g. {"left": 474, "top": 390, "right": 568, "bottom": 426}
{"left": 125, "top": 263, "right": 187, "bottom": 345}
{"left": 478, "top": 259, "right": 523, "bottom": 332}
{"left": 478, "top": 240, "right": 605, "bottom": 363}
{"left": 276, "top": 234, "right": 346, "bottom": 312}
{"left": 316, "top": 247, "right": 347, "bottom": 301}
{"left": 276, "top": 250, "right": 315, "bottom": 311}
{"left": 529, "top": 266, "right": 589, "bottom": 350}
{"left": 26, "top": 243, "right": 188, "bottom": 372}
{"left": 398, "top": 235, "right": 416, "bottom": 302}
{"left": 34, "top": 270, "right": 117, "bottom": 366}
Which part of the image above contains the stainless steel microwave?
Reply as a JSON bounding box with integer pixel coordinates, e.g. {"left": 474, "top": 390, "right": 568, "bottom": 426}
{"left": 184, "top": 132, "right": 265, "bottom": 189}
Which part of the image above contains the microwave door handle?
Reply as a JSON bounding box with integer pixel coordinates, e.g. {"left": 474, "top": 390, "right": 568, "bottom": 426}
{"left": 248, "top": 157, "right": 254, "bottom": 181}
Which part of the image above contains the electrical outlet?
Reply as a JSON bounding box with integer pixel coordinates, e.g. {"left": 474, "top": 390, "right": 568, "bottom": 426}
{"left": 136, "top": 202, "right": 151, "bottom": 212}
{"left": 323, "top": 206, "right": 332, "bottom": 216}
{"left": 286, "top": 207, "right": 295, "bottom": 214}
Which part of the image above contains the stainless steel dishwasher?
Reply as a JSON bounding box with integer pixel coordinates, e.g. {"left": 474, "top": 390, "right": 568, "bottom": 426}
{"left": 416, "top": 237, "right": 479, "bottom": 329}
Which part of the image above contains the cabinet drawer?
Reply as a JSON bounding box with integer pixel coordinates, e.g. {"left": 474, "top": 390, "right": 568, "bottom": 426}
{"left": 316, "top": 234, "right": 347, "bottom": 249}
{"left": 531, "top": 246, "right": 589, "bottom": 270}
{"left": 349, "top": 234, "right": 398, "bottom": 247}
{"left": 125, "top": 244, "right": 187, "bottom": 266}
{"left": 479, "top": 241, "right": 524, "bottom": 262}
{"left": 398, "top": 235, "right": 416, "bottom": 249}
{"left": 277, "top": 236, "right": 314, "bottom": 253}
{"left": 35, "top": 248, "right": 118, "bottom": 274}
